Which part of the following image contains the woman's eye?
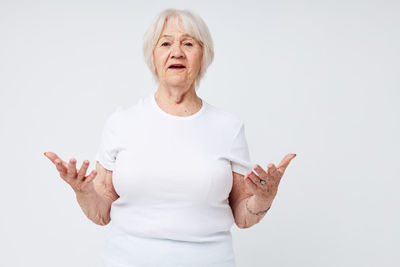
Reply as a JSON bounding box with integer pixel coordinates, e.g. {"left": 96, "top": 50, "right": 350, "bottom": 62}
{"left": 161, "top": 42, "right": 193, "bottom": 47}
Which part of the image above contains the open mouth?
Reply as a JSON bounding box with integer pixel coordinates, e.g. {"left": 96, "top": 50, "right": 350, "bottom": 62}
{"left": 168, "top": 64, "right": 186, "bottom": 69}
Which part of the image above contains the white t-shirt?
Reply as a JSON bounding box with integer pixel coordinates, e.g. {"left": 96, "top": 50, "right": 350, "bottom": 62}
{"left": 95, "top": 92, "right": 253, "bottom": 267}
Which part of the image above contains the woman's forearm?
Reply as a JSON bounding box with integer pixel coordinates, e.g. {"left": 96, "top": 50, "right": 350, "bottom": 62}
{"left": 75, "top": 189, "right": 113, "bottom": 226}
{"left": 236, "top": 195, "right": 272, "bottom": 228}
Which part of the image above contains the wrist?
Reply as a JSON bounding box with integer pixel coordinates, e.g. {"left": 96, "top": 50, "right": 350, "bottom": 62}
{"left": 253, "top": 195, "right": 272, "bottom": 208}
{"left": 246, "top": 195, "right": 271, "bottom": 216}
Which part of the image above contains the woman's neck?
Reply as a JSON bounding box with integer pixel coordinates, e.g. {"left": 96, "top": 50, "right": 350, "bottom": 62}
{"left": 155, "top": 83, "right": 202, "bottom": 116}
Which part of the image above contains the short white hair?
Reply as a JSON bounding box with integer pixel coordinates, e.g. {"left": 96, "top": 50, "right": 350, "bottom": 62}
{"left": 142, "top": 8, "right": 214, "bottom": 89}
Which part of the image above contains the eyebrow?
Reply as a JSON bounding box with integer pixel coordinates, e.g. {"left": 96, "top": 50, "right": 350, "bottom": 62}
{"left": 160, "top": 34, "right": 194, "bottom": 39}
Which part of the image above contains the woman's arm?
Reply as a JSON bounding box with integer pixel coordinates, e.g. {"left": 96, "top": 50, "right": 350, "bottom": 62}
{"left": 44, "top": 152, "right": 120, "bottom": 226}
{"left": 75, "top": 161, "right": 120, "bottom": 226}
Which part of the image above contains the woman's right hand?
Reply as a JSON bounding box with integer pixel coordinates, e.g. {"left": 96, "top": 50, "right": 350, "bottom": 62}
{"left": 44, "top": 151, "right": 98, "bottom": 195}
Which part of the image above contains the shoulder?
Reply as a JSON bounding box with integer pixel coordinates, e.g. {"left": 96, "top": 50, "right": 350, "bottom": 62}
{"left": 110, "top": 96, "right": 145, "bottom": 121}
{"left": 204, "top": 101, "right": 244, "bottom": 130}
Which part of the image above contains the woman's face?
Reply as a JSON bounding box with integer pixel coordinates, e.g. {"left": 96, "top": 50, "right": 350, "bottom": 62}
{"left": 153, "top": 16, "right": 203, "bottom": 88}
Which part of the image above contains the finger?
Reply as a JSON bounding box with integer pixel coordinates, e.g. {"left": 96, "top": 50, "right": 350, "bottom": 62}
{"left": 244, "top": 171, "right": 258, "bottom": 192}
{"left": 267, "top": 163, "right": 278, "bottom": 178}
{"left": 248, "top": 169, "right": 269, "bottom": 188}
{"left": 45, "top": 152, "right": 68, "bottom": 170}
{"left": 54, "top": 158, "right": 67, "bottom": 175}
{"left": 84, "top": 169, "right": 97, "bottom": 184}
{"left": 277, "top": 153, "right": 296, "bottom": 173}
{"left": 253, "top": 164, "right": 269, "bottom": 181}
{"left": 77, "top": 160, "right": 90, "bottom": 181}
{"left": 44, "top": 151, "right": 61, "bottom": 164}
{"left": 67, "top": 158, "right": 77, "bottom": 179}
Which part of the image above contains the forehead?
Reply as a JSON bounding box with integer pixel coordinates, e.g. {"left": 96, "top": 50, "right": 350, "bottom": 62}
{"left": 161, "top": 16, "right": 192, "bottom": 37}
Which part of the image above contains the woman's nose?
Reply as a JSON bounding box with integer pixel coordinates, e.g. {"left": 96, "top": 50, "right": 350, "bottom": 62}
{"left": 171, "top": 44, "right": 185, "bottom": 58}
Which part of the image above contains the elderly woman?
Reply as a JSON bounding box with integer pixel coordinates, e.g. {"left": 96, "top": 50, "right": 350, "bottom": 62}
{"left": 44, "top": 8, "right": 296, "bottom": 267}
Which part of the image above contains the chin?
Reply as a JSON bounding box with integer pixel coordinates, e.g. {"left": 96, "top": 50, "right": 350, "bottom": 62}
{"left": 165, "top": 77, "right": 187, "bottom": 86}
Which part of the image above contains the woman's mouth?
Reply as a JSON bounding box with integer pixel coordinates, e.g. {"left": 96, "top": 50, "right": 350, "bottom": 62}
{"left": 168, "top": 64, "right": 186, "bottom": 70}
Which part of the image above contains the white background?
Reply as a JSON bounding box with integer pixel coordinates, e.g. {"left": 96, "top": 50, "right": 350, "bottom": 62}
{"left": 1, "top": 0, "right": 399, "bottom": 266}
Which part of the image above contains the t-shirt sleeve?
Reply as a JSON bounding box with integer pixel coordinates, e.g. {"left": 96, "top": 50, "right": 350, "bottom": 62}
{"left": 94, "top": 107, "right": 122, "bottom": 171}
{"left": 229, "top": 122, "right": 253, "bottom": 176}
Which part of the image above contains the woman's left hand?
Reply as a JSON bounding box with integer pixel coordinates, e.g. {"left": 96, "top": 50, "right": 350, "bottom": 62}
{"left": 244, "top": 153, "right": 296, "bottom": 203}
